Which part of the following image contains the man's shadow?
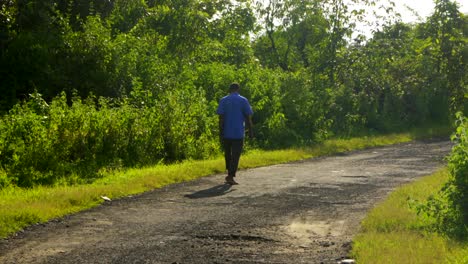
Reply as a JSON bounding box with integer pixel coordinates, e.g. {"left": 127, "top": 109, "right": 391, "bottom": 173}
{"left": 185, "top": 184, "right": 234, "bottom": 199}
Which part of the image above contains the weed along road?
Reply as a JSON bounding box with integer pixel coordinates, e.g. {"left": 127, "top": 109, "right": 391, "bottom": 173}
{"left": 0, "top": 140, "right": 452, "bottom": 264}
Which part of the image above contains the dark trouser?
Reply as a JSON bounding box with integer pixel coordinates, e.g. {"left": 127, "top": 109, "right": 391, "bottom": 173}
{"left": 223, "top": 138, "right": 244, "bottom": 177}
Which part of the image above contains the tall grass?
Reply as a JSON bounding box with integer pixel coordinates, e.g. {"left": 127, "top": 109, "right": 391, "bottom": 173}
{"left": 351, "top": 169, "right": 468, "bottom": 263}
{"left": 0, "top": 133, "right": 422, "bottom": 238}
{"left": 0, "top": 91, "right": 217, "bottom": 188}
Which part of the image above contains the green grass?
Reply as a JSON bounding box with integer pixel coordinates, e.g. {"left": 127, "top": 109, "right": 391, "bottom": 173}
{"left": 0, "top": 130, "right": 446, "bottom": 238}
{"left": 351, "top": 169, "right": 468, "bottom": 264}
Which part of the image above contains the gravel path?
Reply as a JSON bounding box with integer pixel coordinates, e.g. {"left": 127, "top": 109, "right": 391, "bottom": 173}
{"left": 0, "top": 140, "right": 452, "bottom": 264}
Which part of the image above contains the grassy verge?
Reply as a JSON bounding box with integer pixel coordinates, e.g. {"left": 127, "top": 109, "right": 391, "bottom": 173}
{"left": 351, "top": 169, "right": 468, "bottom": 263}
{"left": 0, "top": 129, "right": 446, "bottom": 238}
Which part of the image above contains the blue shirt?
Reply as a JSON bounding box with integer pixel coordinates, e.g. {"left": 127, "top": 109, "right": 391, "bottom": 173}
{"left": 217, "top": 92, "right": 253, "bottom": 139}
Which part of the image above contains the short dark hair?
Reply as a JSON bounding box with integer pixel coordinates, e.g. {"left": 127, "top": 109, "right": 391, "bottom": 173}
{"left": 229, "top": 83, "right": 240, "bottom": 91}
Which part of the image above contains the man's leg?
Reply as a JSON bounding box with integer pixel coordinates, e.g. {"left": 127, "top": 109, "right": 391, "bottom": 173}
{"left": 229, "top": 139, "right": 244, "bottom": 177}
{"left": 223, "top": 139, "right": 232, "bottom": 174}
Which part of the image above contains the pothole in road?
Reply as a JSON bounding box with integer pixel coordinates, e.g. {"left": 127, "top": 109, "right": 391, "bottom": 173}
{"left": 194, "top": 234, "right": 275, "bottom": 243}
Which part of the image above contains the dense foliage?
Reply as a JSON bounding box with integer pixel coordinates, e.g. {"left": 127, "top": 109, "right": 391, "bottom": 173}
{"left": 446, "top": 114, "right": 468, "bottom": 238}
{"left": 0, "top": 91, "right": 218, "bottom": 187}
{"left": 417, "top": 113, "right": 468, "bottom": 239}
{"left": 0, "top": 0, "right": 467, "bottom": 188}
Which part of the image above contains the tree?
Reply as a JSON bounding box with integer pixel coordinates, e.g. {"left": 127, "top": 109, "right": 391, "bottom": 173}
{"left": 426, "top": 0, "right": 466, "bottom": 116}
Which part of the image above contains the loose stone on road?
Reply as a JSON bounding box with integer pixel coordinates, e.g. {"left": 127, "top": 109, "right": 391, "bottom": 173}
{"left": 0, "top": 140, "right": 452, "bottom": 264}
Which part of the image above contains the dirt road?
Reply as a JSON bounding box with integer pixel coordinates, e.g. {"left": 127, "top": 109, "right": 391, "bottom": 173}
{"left": 0, "top": 140, "right": 452, "bottom": 264}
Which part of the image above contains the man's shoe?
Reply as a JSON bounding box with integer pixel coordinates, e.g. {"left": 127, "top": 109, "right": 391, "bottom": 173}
{"left": 225, "top": 176, "right": 239, "bottom": 185}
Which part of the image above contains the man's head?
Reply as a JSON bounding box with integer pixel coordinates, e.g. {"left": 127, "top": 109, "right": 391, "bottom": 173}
{"left": 229, "top": 83, "right": 240, "bottom": 93}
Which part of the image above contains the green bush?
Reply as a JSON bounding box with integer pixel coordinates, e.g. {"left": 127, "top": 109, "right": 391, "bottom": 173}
{"left": 0, "top": 91, "right": 218, "bottom": 188}
{"left": 417, "top": 113, "right": 468, "bottom": 239}
{"left": 446, "top": 113, "right": 468, "bottom": 236}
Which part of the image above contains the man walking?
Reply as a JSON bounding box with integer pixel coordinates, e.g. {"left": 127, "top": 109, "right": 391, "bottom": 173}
{"left": 217, "top": 83, "right": 254, "bottom": 185}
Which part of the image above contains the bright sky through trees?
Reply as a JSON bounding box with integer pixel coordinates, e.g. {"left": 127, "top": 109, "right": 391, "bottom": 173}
{"left": 349, "top": 0, "right": 468, "bottom": 37}
{"left": 393, "top": 0, "right": 467, "bottom": 22}
{"left": 255, "top": 0, "right": 467, "bottom": 39}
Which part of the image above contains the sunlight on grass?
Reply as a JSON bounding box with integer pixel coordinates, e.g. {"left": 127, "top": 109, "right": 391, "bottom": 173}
{"left": 0, "top": 131, "right": 441, "bottom": 238}
{"left": 353, "top": 231, "right": 467, "bottom": 264}
{"left": 351, "top": 169, "right": 468, "bottom": 263}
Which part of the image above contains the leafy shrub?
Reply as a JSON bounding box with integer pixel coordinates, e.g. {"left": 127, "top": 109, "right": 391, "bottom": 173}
{"left": 0, "top": 91, "right": 218, "bottom": 188}
{"left": 445, "top": 113, "right": 468, "bottom": 236}
{"left": 416, "top": 113, "right": 468, "bottom": 239}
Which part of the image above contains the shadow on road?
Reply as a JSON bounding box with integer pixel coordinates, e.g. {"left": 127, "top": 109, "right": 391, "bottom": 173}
{"left": 185, "top": 184, "right": 234, "bottom": 199}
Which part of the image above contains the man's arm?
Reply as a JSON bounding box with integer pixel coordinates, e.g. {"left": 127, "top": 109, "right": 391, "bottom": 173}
{"left": 243, "top": 99, "right": 254, "bottom": 139}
